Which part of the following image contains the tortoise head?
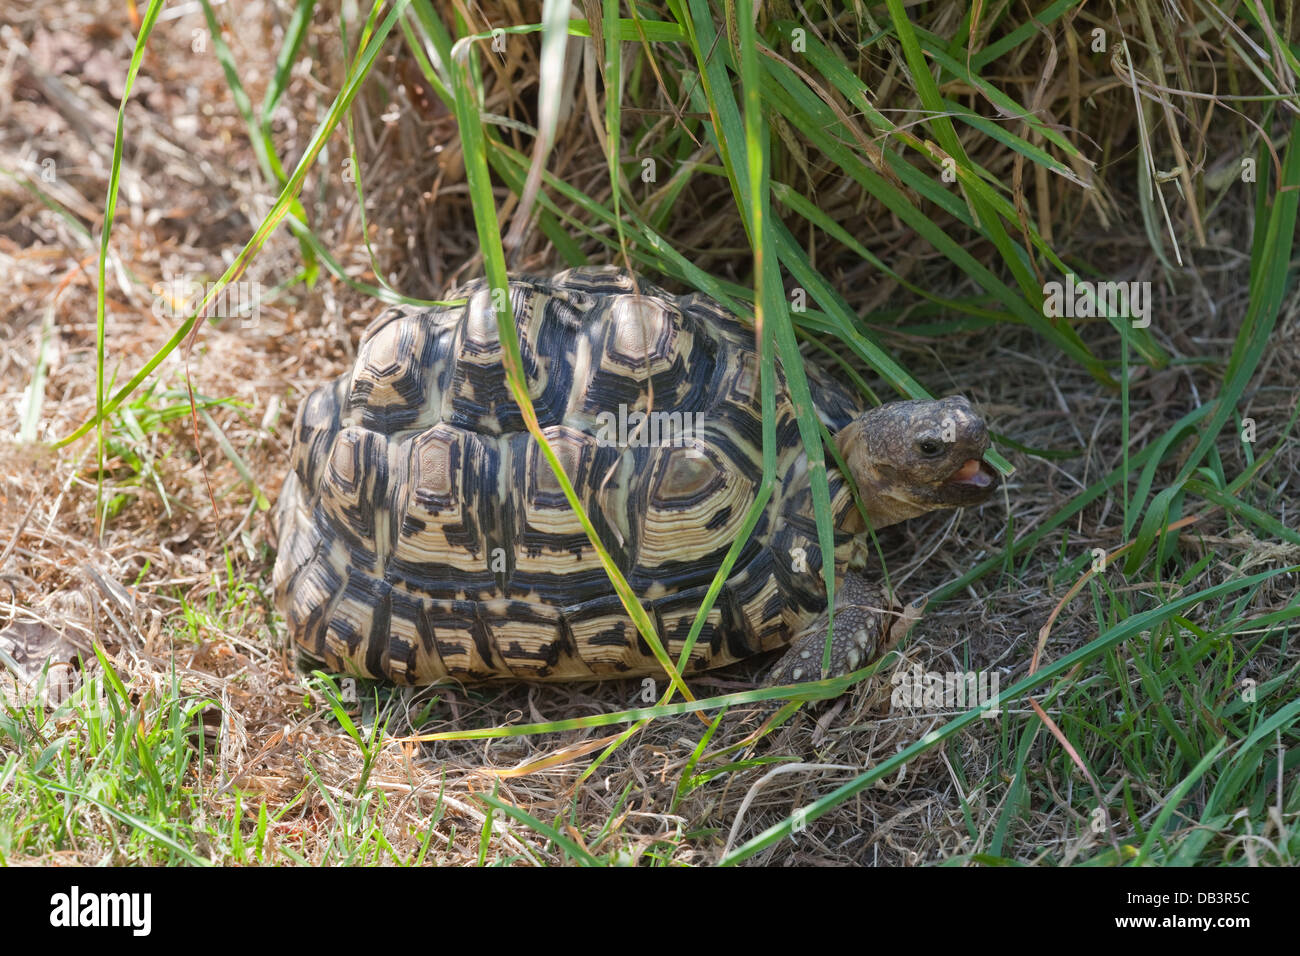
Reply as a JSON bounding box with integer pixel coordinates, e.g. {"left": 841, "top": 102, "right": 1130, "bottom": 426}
{"left": 835, "top": 396, "right": 997, "bottom": 529}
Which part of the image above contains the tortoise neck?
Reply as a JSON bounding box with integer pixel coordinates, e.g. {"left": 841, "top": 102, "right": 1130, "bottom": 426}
{"left": 835, "top": 418, "right": 929, "bottom": 530}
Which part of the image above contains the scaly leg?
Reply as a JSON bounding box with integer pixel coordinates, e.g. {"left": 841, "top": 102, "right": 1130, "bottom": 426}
{"left": 765, "top": 573, "right": 917, "bottom": 688}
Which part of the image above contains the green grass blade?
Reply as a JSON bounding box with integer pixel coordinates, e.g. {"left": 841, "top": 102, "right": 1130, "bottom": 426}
{"left": 260, "top": 0, "right": 317, "bottom": 134}
{"left": 721, "top": 566, "right": 1295, "bottom": 864}
{"left": 1127, "top": 122, "right": 1300, "bottom": 572}
{"left": 90, "top": 0, "right": 166, "bottom": 530}
{"left": 198, "top": 0, "right": 318, "bottom": 278}
{"left": 474, "top": 791, "right": 599, "bottom": 865}
{"left": 1131, "top": 739, "right": 1227, "bottom": 865}
{"left": 425, "top": 5, "right": 690, "bottom": 703}
{"left": 58, "top": 0, "right": 413, "bottom": 449}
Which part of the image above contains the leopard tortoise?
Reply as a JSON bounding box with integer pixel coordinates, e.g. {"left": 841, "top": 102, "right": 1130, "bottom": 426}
{"left": 272, "top": 267, "right": 997, "bottom": 688}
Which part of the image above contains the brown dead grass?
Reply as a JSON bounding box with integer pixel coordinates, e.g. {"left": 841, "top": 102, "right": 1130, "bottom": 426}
{"left": 0, "top": 0, "right": 1296, "bottom": 865}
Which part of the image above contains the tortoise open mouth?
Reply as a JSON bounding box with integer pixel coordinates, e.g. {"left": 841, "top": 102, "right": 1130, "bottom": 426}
{"left": 943, "top": 458, "right": 998, "bottom": 494}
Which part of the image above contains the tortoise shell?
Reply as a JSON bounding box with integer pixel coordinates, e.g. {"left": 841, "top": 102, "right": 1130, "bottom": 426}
{"left": 272, "top": 267, "right": 868, "bottom": 683}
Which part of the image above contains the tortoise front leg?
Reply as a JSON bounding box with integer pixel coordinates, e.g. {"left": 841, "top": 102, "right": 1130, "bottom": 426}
{"left": 765, "top": 573, "right": 917, "bottom": 688}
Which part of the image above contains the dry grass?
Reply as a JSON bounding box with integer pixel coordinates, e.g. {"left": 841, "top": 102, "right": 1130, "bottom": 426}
{"left": 0, "top": 0, "right": 1296, "bottom": 865}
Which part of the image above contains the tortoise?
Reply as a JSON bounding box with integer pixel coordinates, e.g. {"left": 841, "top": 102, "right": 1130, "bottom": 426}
{"left": 271, "top": 267, "right": 997, "bottom": 690}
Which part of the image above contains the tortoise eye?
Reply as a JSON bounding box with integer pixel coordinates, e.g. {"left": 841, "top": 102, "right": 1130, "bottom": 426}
{"left": 917, "top": 438, "right": 944, "bottom": 457}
